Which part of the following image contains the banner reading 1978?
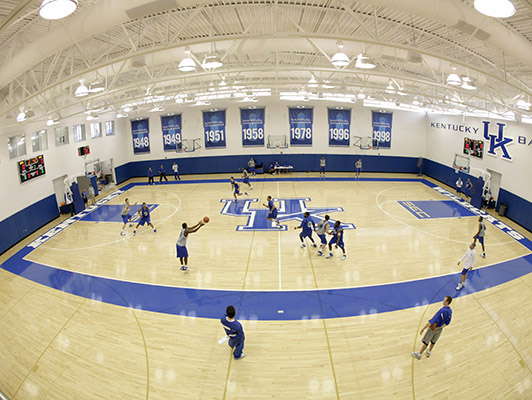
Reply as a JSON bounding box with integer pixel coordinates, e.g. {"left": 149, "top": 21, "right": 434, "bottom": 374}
{"left": 289, "top": 107, "right": 313, "bottom": 146}
{"left": 241, "top": 108, "right": 265, "bottom": 147}
{"left": 372, "top": 111, "right": 392, "bottom": 149}
{"left": 203, "top": 110, "right": 226, "bottom": 148}
{"left": 131, "top": 118, "right": 150, "bottom": 154}
{"left": 161, "top": 114, "right": 182, "bottom": 152}
{"left": 328, "top": 108, "right": 351, "bottom": 147}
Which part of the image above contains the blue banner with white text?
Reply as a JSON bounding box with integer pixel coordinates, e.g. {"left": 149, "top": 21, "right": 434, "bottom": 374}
{"left": 372, "top": 111, "right": 392, "bottom": 149}
{"left": 203, "top": 110, "right": 226, "bottom": 148}
{"left": 289, "top": 107, "right": 313, "bottom": 146}
{"left": 161, "top": 114, "right": 182, "bottom": 152}
{"left": 131, "top": 118, "right": 150, "bottom": 154}
{"left": 241, "top": 108, "right": 265, "bottom": 147}
{"left": 328, "top": 108, "right": 351, "bottom": 147}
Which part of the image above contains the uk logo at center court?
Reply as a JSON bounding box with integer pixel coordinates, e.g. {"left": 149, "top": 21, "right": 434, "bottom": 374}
{"left": 220, "top": 197, "right": 356, "bottom": 231}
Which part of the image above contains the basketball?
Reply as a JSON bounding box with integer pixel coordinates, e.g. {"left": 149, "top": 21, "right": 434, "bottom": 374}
{"left": 203, "top": 216, "right": 210, "bottom": 223}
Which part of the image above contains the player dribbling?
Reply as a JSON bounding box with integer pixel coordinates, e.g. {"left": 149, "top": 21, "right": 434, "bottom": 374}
{"left": 263, "top": 195, "right": 281, "bottom": 228}
{"left": 315, "top": 215, "right": 330, "bottom": 256}
{"left": 242, "top": 168, "right": 253, "bottom": 190}
{"left": 120, "top": 198, "right": 137, "bottom": 236}
{"left": 326, "top": 220, "right": 346, "bottom": 260}
{"left": 230, "top": 177, "right": 248, "bottom": 201}
{"left": 294, "top": 211, "right": 317, "bottom": 248}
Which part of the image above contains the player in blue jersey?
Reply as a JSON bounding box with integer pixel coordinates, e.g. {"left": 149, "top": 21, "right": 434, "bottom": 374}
{"left": 263, "top": 195, "right": 281, "bottom": 228}
{"left": 230, "top": 177, "right": 248, "bottom": 201}
{"left": 177, "top": 220, "right": 205, "bottom": 271}
{"left": 326, "top": 220, "right": 346, "bottom": 260}
{"left": 158, "top": 164, "right": 168, "bottom": 183}
{"left": 132, "top": 202, "right": 156, "bottom": 235}
{"left": 120, "top": 198, "right": 137, "bottom": 236}
{"left": 242, "top": 168, "right": 253, "bottom": 190}
{"left": 147, "top": 167, "right": 154, "bottom": 185}
{"left": 294, "top": 212, "right": 317, "bottom": 248}
{"left": 315, "top": 215, "right": 330, "bottom": 256}
{"left": 465, "top": 178, "right": 473, "bottom": 202}
{"left": 220, "top": 305, "right": 246, "bottom": 360}
{"left": 412, "top": 296, "right": 453, "bottom": 359}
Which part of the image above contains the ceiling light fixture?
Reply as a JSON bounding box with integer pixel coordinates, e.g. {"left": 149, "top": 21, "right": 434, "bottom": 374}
{"left": 461, "top": 76, "right": 477, "bottom": 90}
{"left": 89, "top": 81, "right": 105, "bottom": 93}
{"left": 46, "top": 117, "right": 59, "bottom": 126}
{"left": 308, "top": 76, "right": 319, "bottom": 87}
{"left": 355, "top": 53, "right": 376, "bottom": 69}
{"left": 39, "top": 0, "right": 78, "bottom": 20}
{"left": 474, "top": 0, "right": 515, "bottom": 18}
{"left": 116, "top": 113, "right": 128, "bottom": 118}
{"left": 446, "top": 66, "right": 462, "bottom": 86}
{"left": 202, "top": 7, "right": 223, "bottom": 70}
{"left": 331, "top": 41, "right": 350, "bottom": 67}
{"left": 16, "top": 110, "right": 26, "bottom": 122}
{"left": 516, "top": 98, "right": 531, "bottom": 111}
{"left": 385, "top": 81, "right": 396, "bottom": 94}
{"left": 178, "top": 47, "right": 197, "bottom": 72}
{"left": 75, "top": 79, "right": 89, "bottom": 97}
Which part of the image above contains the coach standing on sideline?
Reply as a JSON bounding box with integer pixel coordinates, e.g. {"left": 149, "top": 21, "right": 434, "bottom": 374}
{"left": 412, "top": 296, "right": 453, "bottom": 360}
{"left": 221, "top": 305, "right": 246, "bottom": 360}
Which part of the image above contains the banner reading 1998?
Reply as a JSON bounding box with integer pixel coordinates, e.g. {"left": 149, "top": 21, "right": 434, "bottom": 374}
{"left": 289, "top": 107, "right": 313, "bottom": 146}
{"left": 241, "top": 108, "right": 265, "bottom": 147}
{"left": 161, "top": 114, "right": 181, "bottom": 152}
{"left": 131, "top": 118, "right": 150, "bottom": 154}
{"left": 203, "top": 110, "right": 226, "bottom": 148}
{"left": 328, "top": 108, "right": 351, "bottom": 147}
{"left": 372, "top": 111, "right": 392, "bottom": 149}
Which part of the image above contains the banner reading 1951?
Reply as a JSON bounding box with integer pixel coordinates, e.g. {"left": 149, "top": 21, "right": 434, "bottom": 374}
{"left": 289, "top": 107, "right": 313, "bottom": 146}
{"left": 131, "top": 118, "right": 150, "bottom": 154}
{"left": 161, "top": 114, "right": 182, "bottom": 152}
{"left": 372, "top": 111, "right": 392, "bottom": 149}
{"left": 328, "top": 108, "right": 351, "bottom": 147}
{"left": 203, "top": 110, "right": 226, "bottom": 148}
{"left": 241, "top": 108, "right": 265, "bottom": 147}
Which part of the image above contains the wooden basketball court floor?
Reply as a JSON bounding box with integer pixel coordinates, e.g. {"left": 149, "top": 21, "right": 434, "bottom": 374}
{"left": 1, "top": 172, "right": 532, "bottom": 399}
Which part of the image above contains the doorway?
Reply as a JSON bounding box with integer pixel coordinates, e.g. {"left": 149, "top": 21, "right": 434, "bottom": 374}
{"left": 486, "top": 168, "right": 502, "bottom": 203}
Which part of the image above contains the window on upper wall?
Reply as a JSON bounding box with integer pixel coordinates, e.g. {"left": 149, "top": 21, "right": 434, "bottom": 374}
{"left": 90, "top": 122, "right": 102, "bottom": 139}
{"left": 105, "top": 120, "right": 115, "bottom": 136}
{"left": 31, "top": 129, "right": 48, "bottom": 152}
{"left": 54, "top": 126, "right": 69, "bottom": 147}
{"left": 8, "top": 134, "right": 27, "bottom": 159}
{"left": 73, "top": 124, "right": 86, "bottom": 142}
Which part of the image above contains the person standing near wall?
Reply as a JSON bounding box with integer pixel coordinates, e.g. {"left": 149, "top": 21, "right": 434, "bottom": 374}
{"left": 465, "top": 178, "right": 473, "bottom": 202}
{"left": 355, "top": 159, "right": 362, "bottom": 180}
{"left": 65, "top": 192, "right": 74, "bottom": 216}
{"left": 456, "top": 177, "right": 463, "bottom": 198}
{"left": 220, "top": 305, "right": 246, "bottom": 360}
{"left": 172, "top": 162, "right": 181, "bottom": 181}
{"left": 319, "top": 157, "right": 326, "bottom": 179}
{"left": 148, "top": 167, "right": 154, "bottom": 185}
{"left": 412, "top": 296, "right": 453, "bottom": 359}
{"left": 158, "top": 164, "right": 168, "bottom": 183}
{"left": 248, "top": 158, "right": 256, "bottom": 176}
{"left": 88, "top": 185, "right": 96, "bottom": 205}
{"left": 81, "top": 188, "right": 88, "bottom": 208}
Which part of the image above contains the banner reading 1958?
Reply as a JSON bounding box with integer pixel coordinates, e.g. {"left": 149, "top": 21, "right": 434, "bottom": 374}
{"left": 241, "top": 108, "right": 265, "bottom": 147}
{"left": 203, "top": 110, "right": 226, "bottom": 148}
{"left": 289, "top": 107, "right": 313, "bottom": 146}
{"left": 161, "top": 114, "right": 182, "bottom": 152}
{"left": 372, "top": 111, "right": 392, "bottom": 149}
{"left": 328, "top": 108, "right": 351, "bottom": 147}
{"left": 131, "top": 118, "right": 150, "bottom": 154}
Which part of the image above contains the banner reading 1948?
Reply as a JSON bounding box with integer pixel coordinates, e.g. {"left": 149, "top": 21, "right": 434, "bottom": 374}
{"left": 131, "top": 118, "right": 150, "bottom": 154}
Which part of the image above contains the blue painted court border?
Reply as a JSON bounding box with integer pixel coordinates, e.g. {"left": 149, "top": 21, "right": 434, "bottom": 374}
{"left": 2, "top": 177, "right": 532, "bottom": 321}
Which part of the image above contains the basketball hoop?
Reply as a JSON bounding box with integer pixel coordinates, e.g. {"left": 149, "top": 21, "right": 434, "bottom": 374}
{"left": 276, "top": 145, "right": 280, "bottom": 149}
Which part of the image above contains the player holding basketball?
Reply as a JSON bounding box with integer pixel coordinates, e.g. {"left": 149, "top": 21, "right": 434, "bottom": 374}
{"left": 221, "top": 305, "right": 246, "bottom": 360}
{"left": 176, "top": 220, "right": 205, "bottom": 271}
{"left": 456, "top": 242, "right": 476, "bottom": 290}
{"left": 355, "top": 159, "right": 362, "bottom": 180}
{"left": 230, "top": 177, "right": 248, "bottom": 201}
{"left": 412, "top": 296, "right": 453, "bottom": 359}
{"left": 248, "top": 158, "right": 256, "bottom": 176}
{"left": 315, "top": 215, "right": 330, "bottom": 256}
{"left": 263, "top": 195, "right": 281, "bottom": 228}
{"left": 473, "top": 216, "right": 486, "bottom": 258}
{"left": 455, "top": 177, "right": 463, "bottom": 198}
{"left": 132, "top": 202, "right": 156, "bottom": 235}
{"left": 326, "top": 220, "right": 346, "bottom": 260}
{"left": 242, "top": 168, "right": 253, "bottom": 190}
{"left": 294, "top": 212, "right": 317, "bottom": 248}
{"left": 319, "top": 157, "right": 326, "bottom": 179}
{"left": 120, "top": 198, "right": 137, "bottom": 236}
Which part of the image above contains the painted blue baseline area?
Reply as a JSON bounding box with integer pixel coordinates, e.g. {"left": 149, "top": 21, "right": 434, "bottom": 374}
{"left": 80, "top": 204, "right": 158, "bottom": 223}
{"left": 2, "top": 178, "right": 532, "bottom": 321}
{"left": 398, "top": 200, "right": 476, "bottom": 219}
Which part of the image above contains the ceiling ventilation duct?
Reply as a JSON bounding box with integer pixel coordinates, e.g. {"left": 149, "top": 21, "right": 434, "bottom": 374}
{"left": 125, "top": 0, "right": 177, "bottom": 19}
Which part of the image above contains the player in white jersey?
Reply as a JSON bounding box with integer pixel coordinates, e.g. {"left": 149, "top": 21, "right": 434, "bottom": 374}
{"left": 473, "top": 216, "right": 486, "bottom": 258}
{"left": 355, "top": 159, "right": 362, "bottom": 180}
{"left": 120, "top": 198, "right": 137, "bottom": 236}
{"left": 315, "top": 215, "right": 330, "bottom": 256}
{"left": 456, "top": 242, "right": 477, "bottom": 290}
{"left": 177, "top": 220, "right": 205, "bottom": 271}
{"left": 319, "top": 157, "right": 326, "bottom": 179}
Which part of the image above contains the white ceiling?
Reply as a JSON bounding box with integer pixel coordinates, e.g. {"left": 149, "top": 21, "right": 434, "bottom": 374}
{"left": 1, "top": 0, "right": 532, "bottom": 129}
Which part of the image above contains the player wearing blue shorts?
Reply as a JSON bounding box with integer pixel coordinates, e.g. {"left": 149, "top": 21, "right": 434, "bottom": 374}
{"left": 455, "top": 177, "right": 463, "bottom": 197}
{"left": 148, "top": 167, "right": 154, "bottom": 185}
{"left": 315, "top": 215, "right": 330, "bottom": 256}
{"left": 263, "top": 195, "right": 281, "bottom": 228}
{"left": 355, "top": 159, "right": 362, "bottom": 180}
{"left": 120, "top": 198, "right": 137, "bottom": 236}
{"left": 473, "top": 216, "right": 486, "bottom": 258}
{"left": 465, "top": 178, "right": 473, "bottom": 202}
{"left": 230, "top": 177, "right": 248, "bottom": 201}
{"left": 326, "top": 220, "right": 346, "bottom": 260}
{"left": 319, "top": 157, "right": 326, "bottom": 179}
{"left": 242, "top": 168, "right": 253, "bottom": 190}
{"left": 132, "top": 202, "right": 156, "bottom": 235}
{"left": 248, "top": 158, "right": 256, "bottom": 176}
{"left": 176, "top": 220, "right": 205, "bottom": 271}
{"left": 294, "top": 211, "right": 317, "bottom": 248}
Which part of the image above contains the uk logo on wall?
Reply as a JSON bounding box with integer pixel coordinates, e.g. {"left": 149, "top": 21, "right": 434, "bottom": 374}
{"left": 220, "top": 198, "right": 356, "bottom": 231}
{"left": 482, "top": 121, "right": 513, "bottom": 160}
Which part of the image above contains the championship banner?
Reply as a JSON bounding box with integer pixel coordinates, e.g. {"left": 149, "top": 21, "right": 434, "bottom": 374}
{"left": 161, "top": 114, "right": 182, "bottom": 152}
{"left": 289, "top": 107, "right": 313, "bottom": 146}
{"left": 203, "top": 110, "right": 226, "bottom": 148}
{"left": 131, "top": 118, "right": 150, "bottom": 154}
{"left": 372, "top": 111, "right": 392, "bottom": 149}
{"left": 328, "top": 108, "right": 351, "bottom": 147}
{"left": 241, "top": 108, "right": 265, "bottom": 147}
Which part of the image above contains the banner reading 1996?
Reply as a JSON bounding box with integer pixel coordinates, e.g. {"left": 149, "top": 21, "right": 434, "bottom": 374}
{"left": 161, "top": 114, "right": 181, "bottom": 152}
{"left": 289, "top": 107, "right": 313, "bottom": 146}
{"left": 203, "top": 110, "right": 226, "bottom": 148}
{"left": 372, "top": 111, "right": 392, "bottom": 149}
{"left": 328, "top": 108, "right": 351, "bottom": 147}
{"left": 131, "top": 118, "right": 150, "bottom": 154}
{"left": 241, "top": 108, "right": 265, "bottom": 147}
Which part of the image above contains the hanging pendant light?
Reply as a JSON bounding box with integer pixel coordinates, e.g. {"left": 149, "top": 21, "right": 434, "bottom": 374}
{"left": 178, "top": 48, "right": 197, "bottom": 72}
{"left": 75, "top": 79, "right": 89, "bottom": 97}
{"left": 474, "top": 0, "right": 515, "bottom": 18}
{"left": 39, "top": 0, "right": 78, "bottom": 20}
{"left": 331, "top": 41, "right": 350, "bottom": 67}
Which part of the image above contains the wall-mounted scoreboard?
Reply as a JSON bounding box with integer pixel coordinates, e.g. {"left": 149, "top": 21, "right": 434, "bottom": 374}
{"left": 463, "top": 137, "right": 483, "bottom": 159}
{"left": 18, "top": 154, "right": 45, "bottom": 183}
